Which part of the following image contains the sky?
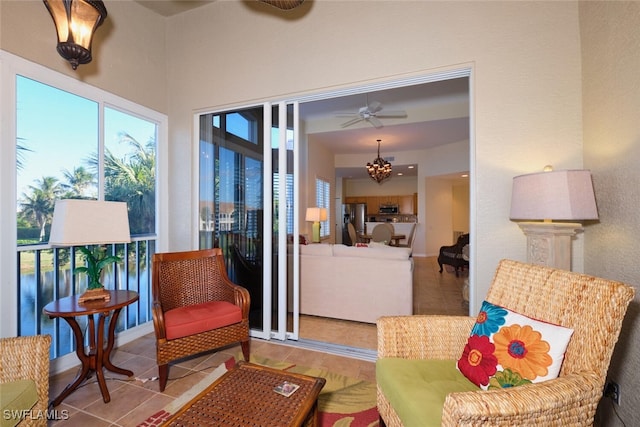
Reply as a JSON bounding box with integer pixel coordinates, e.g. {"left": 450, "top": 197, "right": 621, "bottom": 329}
{"left": 16, "top": 75, "right": 156, "bottom": 201}
{"left": 17, "top": 76, "right": 294, "bottom": 210}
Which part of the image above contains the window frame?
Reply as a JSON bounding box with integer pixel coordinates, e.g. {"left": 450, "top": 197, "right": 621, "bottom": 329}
{"left": 315, "top": 177, "right": 330, "bottom": 239}
{"left": 0, "top": 49, "right": 169, "bottom": 338}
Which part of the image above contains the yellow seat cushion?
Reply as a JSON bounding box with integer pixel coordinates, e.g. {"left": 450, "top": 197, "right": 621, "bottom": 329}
{"left": 376, "top": 358, "right": 479, "bottom": 427}
{"left": 0, "top": 379, "right": 39, "bottom": 427}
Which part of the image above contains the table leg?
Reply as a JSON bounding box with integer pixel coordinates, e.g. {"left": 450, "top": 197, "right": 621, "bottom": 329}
{"left": 49, "top": 308, "right": 134, "bottom": 407}
{"left": 102, "top": 307, "right": 134, "bottom": 377}
{"left": 49, "top": 316, "right": 92, "bottom": 407}
{"left": 94, "top": 312, "right": 110, "bottom": 402}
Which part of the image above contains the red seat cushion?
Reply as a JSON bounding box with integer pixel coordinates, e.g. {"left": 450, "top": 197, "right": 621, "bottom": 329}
{"left": 164, "top": 301, "right": 243, "bottom": 340}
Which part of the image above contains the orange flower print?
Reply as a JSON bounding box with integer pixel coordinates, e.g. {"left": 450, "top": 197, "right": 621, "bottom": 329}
{"left": 493, "top": 324, "right": 552, "bottom": 380}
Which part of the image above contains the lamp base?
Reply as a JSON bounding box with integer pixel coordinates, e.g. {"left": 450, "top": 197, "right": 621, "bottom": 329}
{"left": 517, "top": 222, "right": 583, "bottom": 271}
{"left": 78, "top": 288, "right": 111, "bottom": 304}
{"left": 311, "top": 222, "right": 321, "bottom": 243}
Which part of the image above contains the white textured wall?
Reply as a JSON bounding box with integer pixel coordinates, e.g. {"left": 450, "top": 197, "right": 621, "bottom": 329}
{"left": 0, "top": 0, "right": 168, "bottom": 113}
{"left": 452, "top": 183, "right": 470, "bottom": 234}
{"left": 1, "top": 1, "right": 585, "bottom": 315}
{"left": 424, "top": 177, "right": 454, "bottom": 256}
{"left": 305, "top": 133, "right": 336, "bottom": 240}
{"left": 165, "top": 0, "right": 584, "bottom": 313}
{"left": 580, "top": 2, "right": 640, "bottom": 425}
{"left": 345, "top": 176, "right": 418, "bottom": 197}
{"left": 3, "top": 2, "right": 638, "bottom": 419}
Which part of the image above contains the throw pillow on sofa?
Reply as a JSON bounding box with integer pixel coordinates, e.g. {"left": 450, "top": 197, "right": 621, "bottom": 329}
{"left": 457, "top": 300, "right": 574, "bottom": 389}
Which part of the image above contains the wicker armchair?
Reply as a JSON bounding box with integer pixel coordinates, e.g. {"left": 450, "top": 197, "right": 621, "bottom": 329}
{"left": 0, "top": 335, "right": 51, "bottom": 427}
{"left": 437, "top": 233, "right": 469, "bottom": 277}
{"left": 377, "top": 259, "right": 635, "bottom": 426}
{"left": 152, "top": 248, "right": 250, "bottom": 392}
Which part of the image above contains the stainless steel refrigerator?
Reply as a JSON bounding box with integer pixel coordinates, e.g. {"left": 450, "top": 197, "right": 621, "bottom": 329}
{"left": 342, "top": 203, "right": 367, "bottom": 245}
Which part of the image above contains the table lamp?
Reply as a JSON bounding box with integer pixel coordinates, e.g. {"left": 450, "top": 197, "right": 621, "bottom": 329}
{"left": 49, "top": 199, "right": 130, "bottom": 303}
{"left": 509, "top": 168, "right": 598, "bottom": 271}
{"left": 305, "top": 207, "right": 327, "bottom": 243}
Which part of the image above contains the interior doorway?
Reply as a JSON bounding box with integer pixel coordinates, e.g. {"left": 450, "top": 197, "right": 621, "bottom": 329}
{"left": 293, "top": 68, "right": 474, "bottom": 351}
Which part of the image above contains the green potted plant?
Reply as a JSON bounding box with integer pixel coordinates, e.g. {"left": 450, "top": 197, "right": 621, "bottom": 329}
{"left": 75, "top": 246, "right": 121, "bottom": 303}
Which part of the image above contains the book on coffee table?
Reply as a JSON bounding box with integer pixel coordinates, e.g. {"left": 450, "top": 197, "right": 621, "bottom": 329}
{"left": 273, "top": 381, "right": 300, "bottom": 397}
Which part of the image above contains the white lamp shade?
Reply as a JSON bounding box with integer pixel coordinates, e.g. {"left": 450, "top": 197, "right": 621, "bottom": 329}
{"left": 305, "top": 207, "right": 327, "bottom": 222}
{"left": 510, "top": 170, "right": 599, "bottom": 221}
{"left": 49, "top": 199, "right": 131, "bottom": 246}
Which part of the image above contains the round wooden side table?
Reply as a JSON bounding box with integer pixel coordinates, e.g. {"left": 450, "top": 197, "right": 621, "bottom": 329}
{"left": 43, "top": 290, "right": 139, "bottom": 406}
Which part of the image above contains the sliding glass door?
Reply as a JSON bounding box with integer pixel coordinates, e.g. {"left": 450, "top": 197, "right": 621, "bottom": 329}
{"left": 198, "top": 102, "right": 299, "bottom": 341}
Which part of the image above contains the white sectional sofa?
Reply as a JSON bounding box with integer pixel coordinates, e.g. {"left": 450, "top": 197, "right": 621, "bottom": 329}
{"left": 300, "top": 243, "right": 413, "bottom": 324}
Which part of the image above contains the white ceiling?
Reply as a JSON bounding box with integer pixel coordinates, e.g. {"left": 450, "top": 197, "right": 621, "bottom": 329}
{"left": 299, "top": 78, "right": 470, "bottom": 179}
{"left": 133, "top": 1, "right": 471, "bottom": 180}
{"left": 133, "top": 0, "right": 215, "bottom": 17}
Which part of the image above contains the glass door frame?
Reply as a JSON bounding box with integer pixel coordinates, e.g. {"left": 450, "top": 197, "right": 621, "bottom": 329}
{"left": 193, "top": 101, "right": 300, "bottom": 342}
{"left": 261, "top": 101, "right": 301, "bottom": 341}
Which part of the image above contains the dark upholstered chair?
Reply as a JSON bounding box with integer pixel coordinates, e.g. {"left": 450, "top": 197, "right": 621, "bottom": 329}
{"left": 152, "top": 248, "right": 250, "bottom": 391}
{"left": 437, "top": 233, "right": 469, "bottom": 277}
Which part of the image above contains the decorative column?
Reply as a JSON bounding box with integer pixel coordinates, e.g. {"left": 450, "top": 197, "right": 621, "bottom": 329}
{"left": 517, "top": 222, "right": 583, "bottom": 271}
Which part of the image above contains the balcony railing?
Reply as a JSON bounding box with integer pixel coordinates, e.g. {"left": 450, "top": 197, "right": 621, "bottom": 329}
{"left": 17, "top": 236, "right": 156, "bottom": 359}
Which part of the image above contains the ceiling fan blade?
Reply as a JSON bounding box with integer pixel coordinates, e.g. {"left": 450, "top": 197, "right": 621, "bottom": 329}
{"left": 376, "top": 110, "right": 407, "bottom": 118}
{"left": 368, "top": 116, "right": 384, "bottom": 128}
{"left": 367, "top": 101, "right": 383, "bottom": 114}
{"left": 341, "top": 117, "right": 364, "bottom": 128}
{"left": 335, "top": 112, "right": 359, "bottom": 117}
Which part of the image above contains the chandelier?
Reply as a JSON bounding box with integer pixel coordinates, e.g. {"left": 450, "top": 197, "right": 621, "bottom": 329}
{"left": 366, "top": 139, "right": 392, "bottom": 184}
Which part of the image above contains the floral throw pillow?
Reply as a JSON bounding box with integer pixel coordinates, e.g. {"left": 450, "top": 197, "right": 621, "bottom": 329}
{"left": 457, "top": 300, "right": 574, "bottom": 390}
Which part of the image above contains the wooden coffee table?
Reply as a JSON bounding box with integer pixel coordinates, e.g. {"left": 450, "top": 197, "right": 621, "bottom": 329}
{"left": 163, "top": 361, "right": 326, "bottom": 426}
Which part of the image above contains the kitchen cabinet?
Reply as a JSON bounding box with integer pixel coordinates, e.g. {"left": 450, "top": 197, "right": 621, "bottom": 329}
{"left": 366, "top": 196, "right": 379, "bottom": 215}
{"left": 345, "top": 196, "right": 367, "bottom": 204}
{"left": 399, "top": 195, "right": 414, "bottom": 214}
{"left": 378, "top": 195, "right": 399, "bottom": 206}
{"left": 346, "top": 194, "right": 416, "bottom": 215}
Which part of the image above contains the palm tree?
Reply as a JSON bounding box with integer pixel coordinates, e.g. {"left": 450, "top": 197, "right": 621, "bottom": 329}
{"left": 89, "top": 132, "right": 156, "bottom": 236}
{"left": 61, "top": 166, "right": 96, "bottom": 199}
{"left": 20, "top": 176, "right": 62, "bottom": 241}
{"left": 16, "top": 138, "right": 32, "bottom": 172}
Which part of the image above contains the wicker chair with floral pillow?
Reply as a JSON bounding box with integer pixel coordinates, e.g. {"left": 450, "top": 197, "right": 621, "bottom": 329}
{"left": 152, "top": 248, "right": 250, "bottom": 392}
{"left": 376, "top": 259, "right": 634, "bottom": 426}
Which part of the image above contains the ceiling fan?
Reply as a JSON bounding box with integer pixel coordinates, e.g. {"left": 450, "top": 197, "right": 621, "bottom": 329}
{"left": 337, "top": 96, "right": 407, "bottom": 129}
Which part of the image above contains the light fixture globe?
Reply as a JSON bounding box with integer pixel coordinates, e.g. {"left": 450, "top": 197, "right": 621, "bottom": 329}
{"left": 366, "top": 139, "right": 392, "bottom": 183}
{"left": 43, "top": 0, "right": 107, "bottom": 70}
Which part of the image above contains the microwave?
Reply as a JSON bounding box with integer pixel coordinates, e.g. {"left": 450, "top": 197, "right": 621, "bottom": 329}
{"left": 379, "top": 205, "right": 399, "bottom": 214}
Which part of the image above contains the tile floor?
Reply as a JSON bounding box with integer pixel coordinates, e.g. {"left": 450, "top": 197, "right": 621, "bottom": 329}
{"left": 47, "top": 256, "right": 468, "bottom": 426}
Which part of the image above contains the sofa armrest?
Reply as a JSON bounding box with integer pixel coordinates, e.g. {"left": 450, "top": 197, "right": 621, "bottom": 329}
{"left": 442, "top": 372, "right": 601, "bottom": 426}
{"left": 377, "top": 315, "right": 475, "bottom": 359}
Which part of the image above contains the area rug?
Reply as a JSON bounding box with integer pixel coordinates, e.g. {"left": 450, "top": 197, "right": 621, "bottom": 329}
{"left": 138, "top": 353, "right": 379, "bottom": 427}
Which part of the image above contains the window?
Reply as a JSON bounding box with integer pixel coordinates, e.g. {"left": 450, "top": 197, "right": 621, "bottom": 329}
{"left": 16, "top": 78, "right": 157, "bottom": 241}
{"left": 315, "top": 178, "right": 330, "bottom": 238}
{"left": 2, "top": 51, "right": 166, "bottom": 355}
